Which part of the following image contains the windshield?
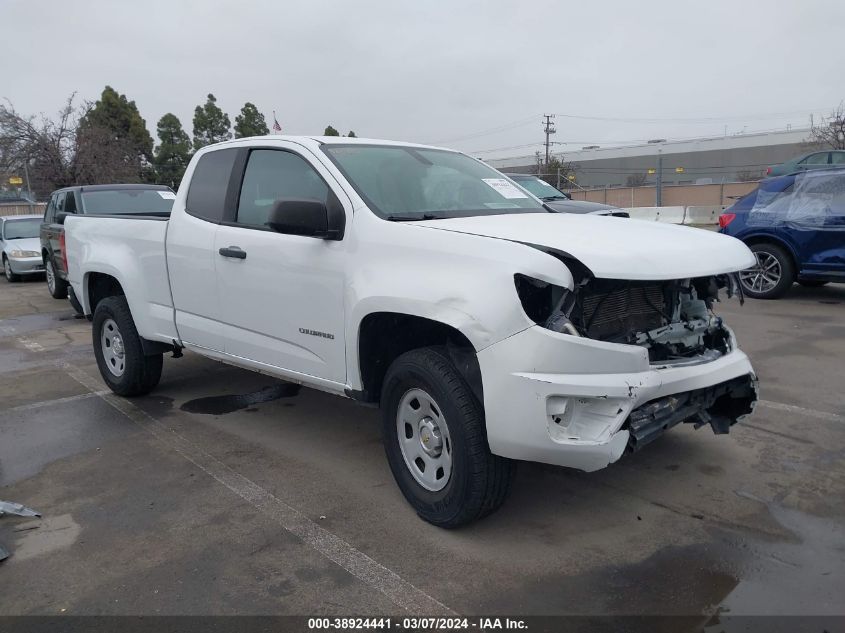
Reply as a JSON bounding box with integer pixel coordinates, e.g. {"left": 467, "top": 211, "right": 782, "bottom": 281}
{"left": 81, "top": 189, "right": 175, "bottom": 215}
{"left": 321, "top": 145, "right": 546, "bottom": 219}
{"left": 510, "top": 175, "right": 570, "bottom": 200}
{"left": 3, "top": 218, "right": 40, "bottom": 239}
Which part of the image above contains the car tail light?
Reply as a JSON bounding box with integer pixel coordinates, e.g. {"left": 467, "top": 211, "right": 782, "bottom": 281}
{"left": 59, "top": 232, "right": 68, "bottom": 271}
{"left": 718, "top": 213, "right": 736, "bottom": 229}
{"left": 765, "top": 167, "right": 772, "bottom": 175}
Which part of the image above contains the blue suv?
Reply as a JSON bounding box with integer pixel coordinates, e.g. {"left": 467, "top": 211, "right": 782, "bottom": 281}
{"left": 719, "top": 168, "right": 845, "bottom": 299}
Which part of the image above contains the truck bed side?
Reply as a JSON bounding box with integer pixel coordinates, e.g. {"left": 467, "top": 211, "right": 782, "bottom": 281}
{"left": 65, "top": 215, "right": 179, "bottom": 344}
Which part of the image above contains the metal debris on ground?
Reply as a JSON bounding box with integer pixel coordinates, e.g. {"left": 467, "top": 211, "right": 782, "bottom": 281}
{"left": 0, "top": 501, "right": 41, "bottom": 518}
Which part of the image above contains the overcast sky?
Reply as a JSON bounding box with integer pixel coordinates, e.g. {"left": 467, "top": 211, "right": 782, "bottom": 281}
{"left": 3, "top": 0, "right": 844, "bottom": 160}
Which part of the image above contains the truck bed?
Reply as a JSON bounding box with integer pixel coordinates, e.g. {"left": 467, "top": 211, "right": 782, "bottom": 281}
{"left": 65, "top": 215, "right": 179, "bottom": 344}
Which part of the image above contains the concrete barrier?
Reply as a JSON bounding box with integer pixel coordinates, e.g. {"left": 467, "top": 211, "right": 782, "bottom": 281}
{"left": 622, "top": 205, "right": 724, "bottom": 226}
{"left": 683, "top": 205, "right": 725, "bottom": 225}
{"left": 624, "top": 206, "right": 686, "bottom": 224}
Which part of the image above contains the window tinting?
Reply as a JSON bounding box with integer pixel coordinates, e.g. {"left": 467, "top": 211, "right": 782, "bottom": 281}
{"left": 236, "top": 150, "right": 329, "bottom": 226}
{"left": 831, "top": 152, "right": 845, "bottom": 165}
{"left": 64, "top": 192, "right": 77, "bottom": 213}
{"left": 804, "top": 152, "right": 829, "bottom": 165}
{"left": 44, "top": 194, "right": 57, "bottom": 222}
{"left": 186, "top": 149, "right": 239, "bottom": 222}
{"left": 81, "top": 189, "right": 173, "bottom": 214}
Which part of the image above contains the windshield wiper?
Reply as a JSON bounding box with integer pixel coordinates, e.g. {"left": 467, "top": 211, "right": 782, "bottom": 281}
{"left": 542, "top": 195, "right": 570, "bottom": 201}
{"left": 385, "top": 213, "right": 442, "bottom": 222}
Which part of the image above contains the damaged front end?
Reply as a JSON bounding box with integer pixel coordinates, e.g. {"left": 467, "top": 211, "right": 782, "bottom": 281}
{"left": 515, "top": 261, "right": 757, "bottom": 448}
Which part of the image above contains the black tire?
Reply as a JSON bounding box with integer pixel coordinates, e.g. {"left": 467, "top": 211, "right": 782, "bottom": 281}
{"left": 381, "top": 347, "right": 514, "bottom": 528}
{"left": 3, "top": 257, "right": 20, "bottom": 282}
{"left": 45, "top": 257, "right": 69, "bottom": 299}
{"left": 740, "top": 243, "right": 795, "bottom": 300}
{"left": 798, "top": 279, "right": 828, "bottom": 288}
{"left": 92, "top": 296, "right": 163, "bottom": 397}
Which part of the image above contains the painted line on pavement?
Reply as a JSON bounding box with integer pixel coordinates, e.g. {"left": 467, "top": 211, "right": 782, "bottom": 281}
{"left": 61, "top": 363, "right": 454, "bottom": 616}
{"left": 759, "top": 399, "right": 843, "bottom": 423}
{"left": 8, "top": 390, "right": 110, "bottom": 412}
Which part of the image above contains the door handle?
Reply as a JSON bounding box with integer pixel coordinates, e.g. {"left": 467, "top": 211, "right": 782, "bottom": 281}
{"left": 218, "top": 246, "right": 247, "bottom": 260}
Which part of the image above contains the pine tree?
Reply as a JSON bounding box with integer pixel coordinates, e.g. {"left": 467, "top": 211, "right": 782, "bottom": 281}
{"left": 324, "top": 125, "right": 339, "bottom": 136}
{"left": 154, "top": 113, "right": 192, "bottom": 189}
{"left": 234, "top": 102, "right": 269, "bottom": 138}
{"left": 347, "top": 131, "right": 357, "bottom": 138}
{"left": 81, "top": 86, "right": 154, "bottom": 178}
{"left": 192, "top": 94, "right": 231, "bottom": 149}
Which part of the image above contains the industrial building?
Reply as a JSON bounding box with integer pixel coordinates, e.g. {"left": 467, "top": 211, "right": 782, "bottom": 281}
{"left": 490, "top": 128, "right": 814, "bottom": 189}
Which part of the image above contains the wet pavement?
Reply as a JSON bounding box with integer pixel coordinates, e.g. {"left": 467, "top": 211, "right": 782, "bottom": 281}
{"left": 0, "top": 275, "right": 843, "bottom": 621}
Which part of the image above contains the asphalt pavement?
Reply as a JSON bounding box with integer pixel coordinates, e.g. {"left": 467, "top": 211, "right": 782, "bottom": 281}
{"left": 1, "top": 275, "right": 843, "bottom": 619}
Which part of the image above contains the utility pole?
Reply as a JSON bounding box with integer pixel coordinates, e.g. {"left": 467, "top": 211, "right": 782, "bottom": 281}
{"left": 23, "top": 160, "right": 34, "bottom": 213}
{"left": 655, "top": 148, "right": 663, "bottom": 207}
{"left": 542, "top": 114, "right": 556, "bottom": 167}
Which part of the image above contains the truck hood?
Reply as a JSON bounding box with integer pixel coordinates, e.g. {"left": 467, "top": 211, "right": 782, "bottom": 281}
{"left": 411, "top": 213, "right": 755, "bottom": 280}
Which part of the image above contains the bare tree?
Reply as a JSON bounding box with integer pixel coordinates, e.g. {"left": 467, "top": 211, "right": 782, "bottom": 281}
{"left": 1, "top": 94, "right": 142, "bottom": 198}
{"left": 626, "top": 173, "right": 648, "bottom": 187}
{"left": 810, "top": 102, "right": 845, "bottom": 150}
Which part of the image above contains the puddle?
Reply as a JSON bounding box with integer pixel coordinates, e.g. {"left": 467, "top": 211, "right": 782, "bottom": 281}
{"left": 712, "top": 490, "right": 845, "bottom": 617}
{"left": 180, "top": 383, "right": 301, "bottom": 415}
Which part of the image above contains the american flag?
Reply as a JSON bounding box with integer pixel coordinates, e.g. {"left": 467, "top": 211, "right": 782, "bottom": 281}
{"left": 272, "top": 111, "right": 282, "bottom": 133}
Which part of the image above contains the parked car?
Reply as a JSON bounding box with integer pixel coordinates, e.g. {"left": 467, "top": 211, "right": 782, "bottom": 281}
{"left": 66, "top": 136, "right": 758, "bottom": 527}
{"left": 1, "top": 215, "right": 44, "bottom": 282}
{"left": 719, "top": 168, "right": 845, "bottom": 299}
{"left": 40, "top": 184, "right": 175, "bottom": 305}
{"left": 504, "top": 173, "right": 628, "bottom": 216}
{"left": 767, "top": 149, "right": 845, "bottom": 176}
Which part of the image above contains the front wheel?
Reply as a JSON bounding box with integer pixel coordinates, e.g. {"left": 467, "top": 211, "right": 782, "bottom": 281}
{"left": 45, "top": 257, "right": 69, "bottom": 299}
{"left": 92, "top": 296, "right": 163, "bottom": 396}
{"left": 739, "top": 243, "right": 795, "bottom": 299}
{"left": 381, "top": 347, "right": 514, "bottom": 528}
{"left": 3, "top": 257, "right": 20, "bottom": 282}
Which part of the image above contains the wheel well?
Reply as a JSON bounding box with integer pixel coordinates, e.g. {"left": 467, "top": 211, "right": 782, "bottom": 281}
{"left": 357, "top": 312, "right": 482, "bottom": 405}
{"left": 743, "top": 235, "right": 798, "bottom": 272}
{"left": 87, "top": 273, "right": 124, "bottom": 313}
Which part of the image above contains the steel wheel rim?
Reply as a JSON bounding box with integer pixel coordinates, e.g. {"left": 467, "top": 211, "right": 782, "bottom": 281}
{"left": 396, "top": 388, "right": 453, "bottom": 492}
{"left": 101, "top": 318, "right": 126, "bottom": 377}
{"left": 46, "top": 260, "right": 55, "bottom": 293}
{"left": 740, "top": 251, "right": 781, "bottom": 294}
{"left": 4, "top": 259, "right": 11, "bottom": 280}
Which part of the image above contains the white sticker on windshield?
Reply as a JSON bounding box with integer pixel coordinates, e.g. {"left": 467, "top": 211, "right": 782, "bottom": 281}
{"left": 482, "top": 178, "right": 528, "bottom": 199}
{"left": 157, "top": 191, "right": 176, "bottom": 199}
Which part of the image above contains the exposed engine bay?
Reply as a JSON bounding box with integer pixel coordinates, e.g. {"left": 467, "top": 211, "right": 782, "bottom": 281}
{"left": 515, "top": 262, "right": 745, "bottom": 366}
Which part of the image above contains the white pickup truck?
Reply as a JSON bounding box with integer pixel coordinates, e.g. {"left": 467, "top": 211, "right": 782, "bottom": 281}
{"left": 66, "top": 136, "right": 758, "bottom": 527}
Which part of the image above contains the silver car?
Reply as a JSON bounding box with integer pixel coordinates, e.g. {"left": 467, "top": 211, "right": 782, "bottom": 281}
{"left": 1, "top": 215, "right": 45, "bottom": 282}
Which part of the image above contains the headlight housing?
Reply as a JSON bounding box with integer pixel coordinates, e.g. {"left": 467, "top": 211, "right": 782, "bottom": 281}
{"left": 9, "top": 250, "right": 40, "bottom": 258}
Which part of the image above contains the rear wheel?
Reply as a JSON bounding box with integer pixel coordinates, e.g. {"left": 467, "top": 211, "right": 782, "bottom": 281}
{"left": 92, "top": 296, "right": 163, "bottom": 396}
{"left": 381, "top": 347, "right": 514, "bottom": 528}
{"left": 3, "top": 257, "right": 20, "bottom": 282}
{"left": 739, "top": 243, "right": 795, "bottom": 299}
{"left": 45, "top": 257, "right": 69, "bottom": 299}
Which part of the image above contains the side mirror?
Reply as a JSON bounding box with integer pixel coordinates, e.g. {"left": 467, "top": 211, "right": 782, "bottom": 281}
{"left": 266, "top": 196, "right": 345, "bottom": 240}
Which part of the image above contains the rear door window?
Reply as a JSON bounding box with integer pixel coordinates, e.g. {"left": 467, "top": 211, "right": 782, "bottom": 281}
{"left": 185, "top": 149, "right": 239, "bottom": 223}
{"left": 803, "top": 152, "right": 830, "bottom": 166}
